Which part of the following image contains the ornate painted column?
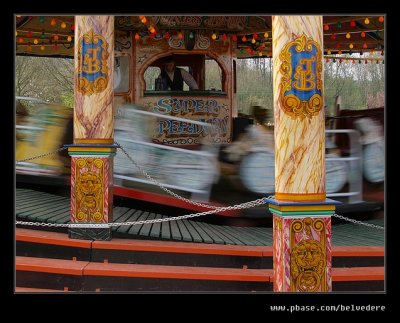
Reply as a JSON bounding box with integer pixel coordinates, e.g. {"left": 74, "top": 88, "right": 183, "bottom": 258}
{"left": 68, "top": 16, "right": 116, "bottom": 240}
{"left": 268, "top": 16, "right": 339, "bottom": 292}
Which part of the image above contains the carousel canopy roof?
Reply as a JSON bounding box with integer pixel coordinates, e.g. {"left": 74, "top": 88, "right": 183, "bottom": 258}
{"left": 15, "top": 15, "right": 384, "bottom": 58}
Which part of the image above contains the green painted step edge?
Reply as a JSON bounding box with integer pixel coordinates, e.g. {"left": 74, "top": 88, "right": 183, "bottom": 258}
{"left": 268, "top": 208, "right": 334, "bottom": 216}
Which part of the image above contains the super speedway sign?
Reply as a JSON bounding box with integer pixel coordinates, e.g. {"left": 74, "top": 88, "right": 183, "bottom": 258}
{"left": 279, "top": 34, "right": 323, "bottom": 119}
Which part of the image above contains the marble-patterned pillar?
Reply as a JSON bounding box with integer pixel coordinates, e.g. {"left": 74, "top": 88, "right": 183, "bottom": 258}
{"left": 269, "top": 15, "right": 338, "bottom": 292}
{"left": 68, "top": 16, "right": 116, "bottom": 240}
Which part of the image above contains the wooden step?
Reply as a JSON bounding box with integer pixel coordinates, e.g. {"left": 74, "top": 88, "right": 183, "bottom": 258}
{"left": 92, "top": 238, "right": 270, "bottom": 269}
{"left": 16, "top": 256, "right": 88, "bottom": 291}
{"left": 16, "top": 228, "right": 384, "bottom": 269}
{"left": 16, "top": 256, "right": 272, "bottom": 292}
{"left": 16, "top": 256, "right": 384, "bottom": 292}
{"left": 332, "top": 246, "right": 384, "bottom": 267}
{"left": 16, "top": 228, "right": 92, "bottom": 261}
{"left": 84, "top": 261, "right": 273, "bottom": 292}
{"left": 332, "top": 266, "right": 384, "bottom": 291}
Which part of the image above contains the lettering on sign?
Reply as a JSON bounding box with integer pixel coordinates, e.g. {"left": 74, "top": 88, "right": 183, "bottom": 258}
{"left": 152, "top": 98, "right": 230, "bottom": 144}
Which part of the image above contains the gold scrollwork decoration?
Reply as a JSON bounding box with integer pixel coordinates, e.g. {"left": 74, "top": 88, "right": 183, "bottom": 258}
{"left": 75, "top": 157, "right": 105, "bottom": 222}
{"left": 279, "top": 33, "right": 323, "bottom": 119}
{"left": 291, "top": 219, "right": 304, "bottom": 232}
{"left": 77, "top": 30, "right": 109, "bottom": 95}
{"left": 290, "top": 239, "right": 326, "bottom": 292}
{"left": 76, "top": 211, "right": 86, "bottom": 222}
{"left": 290, "top": 217, "right": 327, "bottom": 291}
{"left": 313, "top": 218, "right": 325, "bottom": 232}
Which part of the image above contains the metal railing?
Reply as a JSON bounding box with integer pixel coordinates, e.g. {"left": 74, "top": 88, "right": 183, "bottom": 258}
{"left": 236, "top": 129, "right": 363, "bottom": 203}
{"left": 326, "top": 129, "right": 362, "bottom": 203}
{"left": 114, "top": 105, "right": 220, "bottom": 202}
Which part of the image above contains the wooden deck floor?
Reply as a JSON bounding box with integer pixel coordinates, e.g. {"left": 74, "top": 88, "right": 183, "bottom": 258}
{"left": 16, "top": 188, "right": 384, "bottom": 246}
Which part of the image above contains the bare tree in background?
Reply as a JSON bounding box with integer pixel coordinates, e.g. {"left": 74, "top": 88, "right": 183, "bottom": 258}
{"left": 16, "top": 54, "right": 384, "bottom": 112}
{"left": 15, "top": 56, "right": 74, "bottom": 106}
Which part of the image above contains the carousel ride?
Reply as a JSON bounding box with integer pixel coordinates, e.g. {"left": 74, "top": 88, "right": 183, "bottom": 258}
{"left": 15, "top": 15, "right": 384, "bottom": 292}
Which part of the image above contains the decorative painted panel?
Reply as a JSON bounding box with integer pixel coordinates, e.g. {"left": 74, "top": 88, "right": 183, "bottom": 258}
{"left": 272, "top": 16, "right": 325, "bottom": 199}
{"left": 74, "top": 16, "right": 114, "bottom": 140}
{"left": 273, "top": 213, "right": 332, "bottom": 292}
{"left": 279, "top": 34, "right": 323, "bottom": 119}
{"left": 77, "top": 30, "right": 109, "bottom": 95}
{"left": 71, "top": 156, "right": 112, "bottom": 223}
{"left": 289, "top": 217, "right": 329, "bottom": 292}
{"left": 138, "top": 96, "right": 231, "bottom": 145}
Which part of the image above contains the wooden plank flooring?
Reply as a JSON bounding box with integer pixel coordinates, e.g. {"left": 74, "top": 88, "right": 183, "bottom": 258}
{"left": 16, "top": 188, "right": 384, "bottom": 246}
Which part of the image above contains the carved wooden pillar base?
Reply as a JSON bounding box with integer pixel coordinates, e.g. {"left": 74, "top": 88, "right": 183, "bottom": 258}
{"left": 266, "top": 198, "right": 339, "bottom": 292}
{"left": 68, "top": 146, "right": 116, "bottom": 240}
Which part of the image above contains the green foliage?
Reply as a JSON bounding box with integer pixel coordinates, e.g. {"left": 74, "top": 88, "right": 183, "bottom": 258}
{"left": 16, "top": 54, "right": 384, "bottom": 114}
{"left": 206, "top": 55, "right": 384, "bottom": 114}
{"left": 61, "top": 92, "right": 74, "bottom": 108}
{"left": 15, "top": 56, "right": 73, "bottom": 105}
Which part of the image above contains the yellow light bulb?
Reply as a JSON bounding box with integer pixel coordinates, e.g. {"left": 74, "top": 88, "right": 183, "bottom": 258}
{"left": 33, "top": 39, "right": 38, "bottom": 44}
{"left": 61, "top": 22, "right": 67, "bottom": 29}
{"left": 364, "top": 18, "right": 370, "bottom": 24}
{"left": 346, "top": 33, "right": 350, "bottom": 39}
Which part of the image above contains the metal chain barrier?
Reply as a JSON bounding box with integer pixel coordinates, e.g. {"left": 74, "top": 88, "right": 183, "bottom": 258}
{"left": 17, "top": 208, "right": 385, "bottom": 229}
{"left": 15, "top": 143, "right": 384, "bottom": 231}
{"left": 15, "top": 142, "right": 271, "bottom": 229}
{"left": 332, "top": 213, "right": 384, "bottom": 230}
{"left": 16, "top": 146, "right": 68, "bottom": 163}
{"left": 16, "top": 196, "right": 268, "bottom": 228}
{"left": 115, "top": 142, "right": 386, "bottom": 232}
{"left": 117, "top": 141, "right": 230, "bottom": 209}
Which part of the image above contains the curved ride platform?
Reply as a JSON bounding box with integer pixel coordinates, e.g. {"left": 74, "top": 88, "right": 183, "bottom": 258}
{"left": 16, "top": 188, "right": 384, "bottom": 292}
